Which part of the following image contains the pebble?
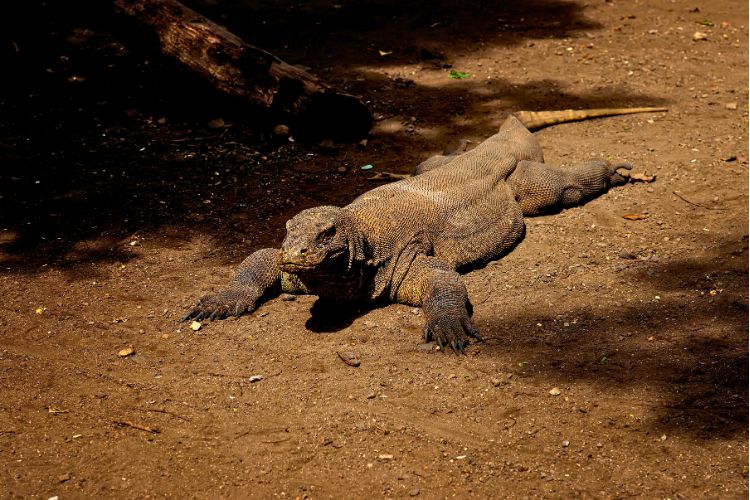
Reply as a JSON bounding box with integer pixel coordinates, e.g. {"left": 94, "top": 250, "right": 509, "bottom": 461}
{"left": 378, "top": 453, "right": 394, "bottom": 460}
{"left": 409, "top": 488, "right": 420, "bottom": 497}
{"left": 279, "top": 293, "right": 296, "bottom": 301}
{"left": 248, "top": 375, "right": 264, "bottom": 383}
{"left": 337, "top": 351, "right": 361, "bottom": 367}
{"left": 418, "top": 342, "right": 435, "bottom": 352}
{"left": 190, "top": 321, "right": 202, "bottom": 331}
{"left": 692, "top": 31, "right": 709, "bottom": 41}
{"left": 273, "top": 124, "right": 290, "bottom": 137}
{"left": 562, "top": 440, "right": 570, "bottom": 448}
{"left": 118, "top": 346, "right": 135, "bottom": 357}
{"left": 725, "top": 102, "right": 738, "bottom": 110}
{"left": 207, "top": 118, "right": 225, "bottom": 128}
{"left": 618, "top": 250, "right": 637, "bottom": 260}
{"left": 549, "top": 387, "right": 561, "bottom": 396}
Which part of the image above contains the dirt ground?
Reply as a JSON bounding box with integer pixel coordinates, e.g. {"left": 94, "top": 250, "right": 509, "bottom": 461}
{"left": 1, "top": 0, "right": 748, "bottom": 498}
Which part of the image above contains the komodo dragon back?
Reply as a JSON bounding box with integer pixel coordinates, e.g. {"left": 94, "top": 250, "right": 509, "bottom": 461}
{"left": 514, "top": 107, "right": 668, "bottom": 131}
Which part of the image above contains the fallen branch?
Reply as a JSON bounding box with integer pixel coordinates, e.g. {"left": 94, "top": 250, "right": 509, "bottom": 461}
{"left": 673, "top": 191, "right": 727, "bottom": 211}
{"left": 113, "top": 419, "right": 161, "bottom": 433}
{"left": 113, "top": 0, "right": 371, "bottom": 141}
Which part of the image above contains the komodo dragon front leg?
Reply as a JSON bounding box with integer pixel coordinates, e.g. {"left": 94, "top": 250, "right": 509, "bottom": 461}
{"left": 395, "top": 255, "right": 480, "bottom": 353}
{"left": 183, "top": 248, "right": 307, "bottom": 321}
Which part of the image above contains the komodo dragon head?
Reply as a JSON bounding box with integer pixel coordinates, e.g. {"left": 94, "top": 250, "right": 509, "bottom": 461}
{"left": 279, "top": 206, "right": 355, "bottom": 274}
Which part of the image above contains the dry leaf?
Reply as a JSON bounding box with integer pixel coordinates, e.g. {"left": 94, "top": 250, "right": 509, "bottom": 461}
{"left": 622, "top": 213, "right": 650, "bottom": 220}
{"left": 629, "top": 172, "right": 656, "bottom": 183}
{"left": 48, "top": 405, "right": 69, "bottom": 414}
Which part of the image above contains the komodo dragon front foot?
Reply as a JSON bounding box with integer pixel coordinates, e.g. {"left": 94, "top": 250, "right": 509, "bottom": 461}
{"left": 423, "top": 315, "right": 481, "bottom": 354}
{"left": 182, "top": 287, "right": 261, "bottom": 321}
{"left": 422, "top": 294, "right": 482, "bottom": 354}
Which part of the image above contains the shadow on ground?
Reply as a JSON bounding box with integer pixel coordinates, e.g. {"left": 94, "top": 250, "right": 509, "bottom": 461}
{"left": 0, "top": 0, "right": 669, "bottom": 271}
{"left": 478, "top": 241, "right": 748, "bottom": 440}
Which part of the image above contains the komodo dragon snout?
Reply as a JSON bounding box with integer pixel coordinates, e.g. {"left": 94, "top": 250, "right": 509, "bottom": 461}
{"left": 279, "top": 206, "right": 348, "bottom": 273}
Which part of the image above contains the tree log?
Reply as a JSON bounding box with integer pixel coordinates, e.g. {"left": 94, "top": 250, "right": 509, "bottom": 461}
{"left": 113, "top": 0, "right": 371, "bottom": 141}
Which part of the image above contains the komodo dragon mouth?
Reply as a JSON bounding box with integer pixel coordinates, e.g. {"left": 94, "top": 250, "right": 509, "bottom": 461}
{"left": 279, "top": 247, "right": 348, "bottom": 273}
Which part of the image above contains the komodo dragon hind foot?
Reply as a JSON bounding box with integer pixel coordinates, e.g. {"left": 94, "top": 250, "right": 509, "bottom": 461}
{"left": 610, "top": 161, "right": 633, "bottom": 185}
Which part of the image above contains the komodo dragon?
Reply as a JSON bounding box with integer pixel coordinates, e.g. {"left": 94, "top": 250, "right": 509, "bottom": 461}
{"left": 184, "top": 107, "right": 665, "bottom": 352}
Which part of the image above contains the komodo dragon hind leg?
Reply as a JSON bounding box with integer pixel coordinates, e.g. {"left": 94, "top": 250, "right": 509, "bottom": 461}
{"left": 182, "top": 248, "right": 307, "bottom": 321}
{"left": 395, "top": 255, "right": 481, "bottom": 353}
{"left": 508, "top": 159, "right": 633, "bottom": 216}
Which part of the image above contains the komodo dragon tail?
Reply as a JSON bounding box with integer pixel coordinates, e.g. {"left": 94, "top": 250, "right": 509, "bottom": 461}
{"left": 514, "top": 107, "right": 668, "bottom": 131}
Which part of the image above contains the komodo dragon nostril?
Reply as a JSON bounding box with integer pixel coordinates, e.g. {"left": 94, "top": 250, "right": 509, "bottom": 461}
{"left": 299, "top": 248, "right": 307, "bottom": 254}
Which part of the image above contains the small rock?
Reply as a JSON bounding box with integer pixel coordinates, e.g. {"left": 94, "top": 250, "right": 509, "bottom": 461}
{"left": 692, "top": 31, "right": 709, "bottom": 41}
{"left": 562, "top": 440, "right": 570, "bottom": 448}
{"left": 273, "top": 124, "right": 290, "bottom": 137}
{"left": 490, "top": 377, "right": 502, "bottom": 387}
{"left": 248, "top": 375, "right": 264, "bottom": 383}
{"left": 279, "top": 293, "right": 296, "bottom": 301}
{"left": 337, "top": 166, "right": 347, "bottom": 173}
{"left": 190, "top": 321, "right": 202, "bottom": 331}
{"left": 409, "top": 488, "right": 420, "bottom": 497}
{"left": 366, "top": 392, "right": 377, "bottom": 399}
{"left": 337, "top": 351, "right": 361, "bottom": 367}
{"left": 118, "top": 346, "right": 135, "bottom": 358}
{"left": 58, "top": 473, "right": 71, "bottom": 483}
{"left": 418, "top": 342, "right": 435, "bottom": 352}
{"left": 378, "top": 453, "right": 394, "bottom": 460}
{"left": 725, "top": 102, "right": 738, "bottom": 110}
{"left": 618, "top": 250, "right": 637, "bottom": 260}
{"left": 549, "top": 387, "right": 561, "bottom": 396}
{"left": 207, "top": 118, "right": 225, "bottom": 128}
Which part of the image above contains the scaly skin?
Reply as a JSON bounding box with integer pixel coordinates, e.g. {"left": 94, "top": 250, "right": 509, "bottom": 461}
{"left": 184, "top": 116, "right": 632, "bottom": 352}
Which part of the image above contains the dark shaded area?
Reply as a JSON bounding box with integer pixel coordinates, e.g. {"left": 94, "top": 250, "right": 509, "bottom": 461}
{"left": 0, "top": 0, "right": 668, "bottom": 269}
{"left": 188, "top": 0, "right": 601, "bottom": 64}
{"left": 478, "top": 243, "right": 749, "bottom": 440}
{"left": 306, "top": 298, "right": 378, "bottom": 333}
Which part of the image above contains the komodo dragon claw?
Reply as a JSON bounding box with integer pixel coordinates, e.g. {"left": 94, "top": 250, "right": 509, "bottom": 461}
{"left": 424, "top": 315, "right": 481, "bottom": 354}
{"left": 182, "top": 288, "right": 258, "bottom": 322}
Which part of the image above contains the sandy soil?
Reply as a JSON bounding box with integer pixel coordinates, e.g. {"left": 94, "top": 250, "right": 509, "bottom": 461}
{"left": 1, "top": 0, "right": 748, "bottom": 498}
